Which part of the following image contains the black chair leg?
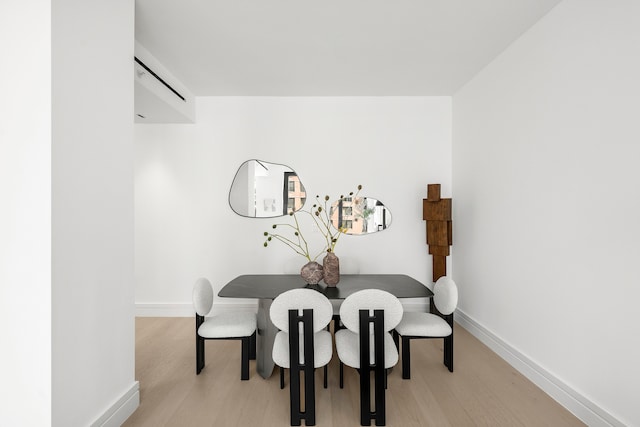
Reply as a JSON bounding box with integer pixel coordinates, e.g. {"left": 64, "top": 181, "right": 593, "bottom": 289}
{"left": 339, "top": 361, "right": 344, "bottom": 388}
{"left": 401, "top": 337, "right": 411, "bottom": 379}
{"left": 249, "top": 331, "right": 256, "bottom": 360}
{"left": 444, "top": 334, "right": 454, "bottom": 372}
{"left": 289, "top": 366, "right": 317, "bottom": 426}
{"left": 241, "top": 336, "right": 250, "bottom": 380}
{"left": 195, "top": 315, "right": 205, "bottom": 375}
{"left": 196, "top": 335, "right": 205, "bottom": 375}
{"left": 280, "top": 366, "right": 285, "bottom": 389}
{"left": 290, "top": 366, "right": 302, "bottom": 426}
{"left": 392, "top": 330, "right": 399, "bottom": 350}
{"left": 324, "top": 365, "right": 328, "bottom": 389}
{"left": 359, "top": 368, "right": 371, "bottom": 426}
{"left": 304, "top": 367, "right": 316, "bottom": 426}
{"left": 358, "top": 367, "right": 386, "bottom": 426}
{"left": 374, "top": 366, "right": 386, "bottom": 426}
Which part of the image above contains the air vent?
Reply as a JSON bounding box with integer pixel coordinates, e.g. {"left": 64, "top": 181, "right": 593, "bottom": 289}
{"left": 134, "top": 57, "right": 185, "bottom": 102}
{"left": 134, "top": 41, "right": 195, "bottom": 123}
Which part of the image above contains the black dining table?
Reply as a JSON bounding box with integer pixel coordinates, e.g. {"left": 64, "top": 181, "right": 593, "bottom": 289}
{"left": 219, "top": 274, "right": 433, "bottom": 379}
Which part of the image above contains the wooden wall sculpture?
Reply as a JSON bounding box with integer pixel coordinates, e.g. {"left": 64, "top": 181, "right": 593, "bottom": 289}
{"left": 423, "top": 184, "right": 452, "bottom": 313}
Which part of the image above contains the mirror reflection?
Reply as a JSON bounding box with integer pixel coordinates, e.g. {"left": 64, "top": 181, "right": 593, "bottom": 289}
{"left": 330, "top": 196, "right": 392, "bottom": 235}
{"left": 229, "top": 160, "right": 307, "bottom": 218}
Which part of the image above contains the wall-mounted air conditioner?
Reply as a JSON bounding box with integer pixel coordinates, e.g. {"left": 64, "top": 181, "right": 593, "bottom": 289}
{"left": 134, "top": 41, "right": 195, "bottom": 123}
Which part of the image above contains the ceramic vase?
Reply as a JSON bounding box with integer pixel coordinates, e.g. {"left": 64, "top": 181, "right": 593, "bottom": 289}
{"left": 300, "top": 261, "right": 324, "bottom": 285}
{"left": 322, "top": 251, "right": 340, "bottom": 286}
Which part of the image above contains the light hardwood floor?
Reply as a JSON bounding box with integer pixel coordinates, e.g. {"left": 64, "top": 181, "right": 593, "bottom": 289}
{"left": 124, "top": 317, "right": 584, "bottom": 427}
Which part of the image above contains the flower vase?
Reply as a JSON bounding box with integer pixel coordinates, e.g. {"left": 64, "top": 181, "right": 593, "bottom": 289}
{"left": 323, "top": 251, "right": 340, "bottom": 287}
{"left": 300, "top": 261, "right": 324, "bottom": 285}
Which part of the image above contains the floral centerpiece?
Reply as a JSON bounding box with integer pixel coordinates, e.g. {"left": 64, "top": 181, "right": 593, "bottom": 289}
{"left": 263, "top": 185, "right": 362, "bottom": 286}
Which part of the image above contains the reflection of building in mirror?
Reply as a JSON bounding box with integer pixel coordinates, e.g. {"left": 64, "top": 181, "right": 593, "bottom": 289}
{"left": 285, "top": 173, "right": 306, "bottom": 215}
{"left": 330, "top": 196, "right": 391, "bottom": 235}
{"left": 331, "top": 196, "right": 364, "bottom": 234}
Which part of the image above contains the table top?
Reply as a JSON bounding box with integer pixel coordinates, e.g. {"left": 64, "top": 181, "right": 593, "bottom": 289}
{"left": 218, "top": 274, "right": 433, "bottom": 300}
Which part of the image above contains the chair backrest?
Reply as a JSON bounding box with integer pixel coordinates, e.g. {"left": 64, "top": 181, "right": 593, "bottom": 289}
{"left": 339, "top": 289, "right": 403, "bottom": 333}
{"left": 270, "top": 288, "right": 333, "bottom": 333}
{"left": 433, "top": 276, "right": 458, "bottom": 315}
{"left": 193, "top": 277, "right": 214, "bottom": 316}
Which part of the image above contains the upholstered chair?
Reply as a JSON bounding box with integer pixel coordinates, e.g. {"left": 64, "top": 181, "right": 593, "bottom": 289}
{"left": 270, "top": 288, "right": 334, "bottom": 426}
{"left": 335, "top": 289, "right": 403, "bottom": 426}
{"left": 193, "top": 277, "right": 257, "bottom": 379}
{"left": 393, "top": 276, "right": 458, "bottom": 379}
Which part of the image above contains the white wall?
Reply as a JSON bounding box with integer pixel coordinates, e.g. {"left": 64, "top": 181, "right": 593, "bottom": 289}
{"left": 52, "top": 1, "right": 138, "bottom": 426}
{"left": 0, "top": 1, "right": 51, "bottom": 425}
{"left": 452, "top": 1, "right": 640, "bottom": 426}
{"left": 254, "top": 162, "right": 289, "bottom": 217}
{"left": 135, "top": 97, "right": 451, "bottom": 312}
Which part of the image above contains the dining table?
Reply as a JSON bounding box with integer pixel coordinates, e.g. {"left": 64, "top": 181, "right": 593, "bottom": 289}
{"left": 218, "top": 274, "right": 434, "bottom": 379}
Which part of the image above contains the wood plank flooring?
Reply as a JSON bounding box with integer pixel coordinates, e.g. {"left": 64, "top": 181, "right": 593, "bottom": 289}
{"left": 123, "top": 317, "right": 584, "bottom": 427}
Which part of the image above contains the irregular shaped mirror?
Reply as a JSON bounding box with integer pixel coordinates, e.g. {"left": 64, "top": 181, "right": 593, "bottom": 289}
{"left": 229, "top": 160, "right": 307, "bottom": 218}
{"left": 330, "top": 196, "right": 392, "bottom": 235}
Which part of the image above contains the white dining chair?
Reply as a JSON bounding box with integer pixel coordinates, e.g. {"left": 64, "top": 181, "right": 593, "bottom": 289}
{"left": 393, "top": 276, "right": 458, "bottom": 379}
{"left": 193, "top": 277, "right": 257, "bottom": 379}
{"left": 335, "top": 289, "right": 403, "bottom": 426}
{"left": 270, "top": 288, "right": 334, "bottom": 426}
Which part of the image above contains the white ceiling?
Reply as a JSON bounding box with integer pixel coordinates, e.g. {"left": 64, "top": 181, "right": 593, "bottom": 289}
{"left": 135, "top": 0, "right": 562, "bottom": 96}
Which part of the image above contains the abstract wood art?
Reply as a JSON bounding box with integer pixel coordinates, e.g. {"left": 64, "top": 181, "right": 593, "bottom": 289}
{"left": 423, "top": 184, "right": 452, "bottom": 313}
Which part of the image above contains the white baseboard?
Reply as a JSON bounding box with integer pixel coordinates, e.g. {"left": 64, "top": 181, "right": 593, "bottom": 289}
{"left": 136, "top": 301, "right": 426, "bottom": 317}
{"left": 136, "top": 303, "right": 193, "bottom": 317}
{"left": 90, "top": 381, "right": 139, "bottom": 427}
{"left": 455, "top": 309, "right": 624, "bottom": 427}
{"left": 136, "top": 301, "right": 427, "bottom": 317}
{"left": 135, "top": 303, "right": 259, "bottom": 317}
